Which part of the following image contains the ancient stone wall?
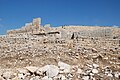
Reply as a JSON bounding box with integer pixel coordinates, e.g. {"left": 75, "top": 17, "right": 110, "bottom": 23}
{"left": 1, "top": 18, "right": 120, "bottom": 80}
{"left": 72, "top": 28, "right": 112, "bottom": 39}
{"left": 7, "top": 18, "right": 41, "bottom": 35}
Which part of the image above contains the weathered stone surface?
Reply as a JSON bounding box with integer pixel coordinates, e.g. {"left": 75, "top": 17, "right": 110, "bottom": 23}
{"left": 41, "top": 76, "right": 52, "bottom": 80}
{"left": 17, "top": 68, "right": 28, "bottom": 74}
{"left": 12, "top": 76, "right": 19, "bottom": 80}
{"left": 77, "top": 68, "right": 82, "bottom": 74}
{"left": 58, "top": 61, "right": 71, "bottom": 73}
{"left": 0, "top": 18, "right": 120, "bottom": 80}
{"left": 25, "top": 66, "right": 39, "bottom": 73}
{"left": 2, "top": 71, "right": 15, "bottom": 79}
{"left": 18, "top": 73, "right": 25, "bottom": 79}
{"left": 92, "top": 69, "right": 98, "bottom": 74}
{"left": 30, "top": 76, "right": 41, "bottom": 80}
{"left": 43, "top": 65, "right": 59, "bottom": 78}
{"left": 82, "top": 76, "right": 89, "bottom": 80}
{"left": 93, "top": 64, "right": 99, "bottom": 68}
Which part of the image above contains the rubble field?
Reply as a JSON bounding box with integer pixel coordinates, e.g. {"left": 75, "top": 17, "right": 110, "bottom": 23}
{"left": 0, "top": 18, "right": 120, "bottom": 80}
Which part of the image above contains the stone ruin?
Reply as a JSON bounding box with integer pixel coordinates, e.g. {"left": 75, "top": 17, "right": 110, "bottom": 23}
{"left": 72, "top": 28, "right": 112, "bottom": 39}
{"left": 0, "top": 18, "right": 120, "bottom": 80}
{"left": 7, "top": 18, "right": 41, "bottom": 35}
{"left": 6, "top": 18, "right": 120, "bottom": 40}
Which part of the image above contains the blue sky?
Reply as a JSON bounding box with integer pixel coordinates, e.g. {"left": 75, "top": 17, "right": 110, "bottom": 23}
{"left": 0, "top": 0, "right": 120, "bottom": 34}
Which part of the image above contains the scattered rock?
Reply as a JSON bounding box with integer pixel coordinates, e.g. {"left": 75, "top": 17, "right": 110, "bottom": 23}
{"left": 114, "top": 72, "right": 120, "bottom": 78}
{"left": 92, "top": 69, "right": 98, "bottom": 74}
{"left": 25, "top": 66, "right": 39, "bottom": 73}
{"left": 12, "top": 76, "right": 19, "bottom": 80}
{"left": 58, "top": 61, "right": 71, "bottom": 73}
{"left": 2, "top": 71, "right": 15, "bottom": 80}
{"left": 93, "top": 64, "right": 99, "bottom": 68}
{"left": 61, "top": 75, "right": 66, "bottom": 80}
{"left": 77, "top": 68, "right": 82, "bottom": 74}
{"left": 0, "top": 21, "right": 120, "bottom": 80}
{"left": 30, "top": 76, "right": 41, "bottom": 80}
{"left": 107, "top": 73, "right": 113, "bottom": 77}
{"left": 45, "top": 65, "right": 59, "bottom": 78}
{"left": 18, "top": 73, "right": 25, "bottom": 79}
{"left": 42, "top": 76, "right": 52, "bottom": 80}
{"left": 82, "top": 76, "right": 89, "bottom": 80}
{"left": 17, "top": 68, "right": 28, "bottom": 74}
{"left": 92, "top": 48, "right": 97, "bottom": 53}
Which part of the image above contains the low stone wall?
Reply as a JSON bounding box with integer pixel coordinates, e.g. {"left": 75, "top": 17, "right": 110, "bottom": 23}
{"left": 72, "top": 28, "right": 112, "bottom": 39}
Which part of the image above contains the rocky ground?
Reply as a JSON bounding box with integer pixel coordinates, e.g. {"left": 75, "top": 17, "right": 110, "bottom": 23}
{"left": 0, "top": 33, "right": 120, "bottom": 80}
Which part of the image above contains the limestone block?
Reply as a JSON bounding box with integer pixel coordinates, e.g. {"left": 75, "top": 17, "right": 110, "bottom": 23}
{"left": 2, "top": 71, "right": 16, "bottom": 80}
{"left": 58, "top": 61, "right": 71, "bottom": 73}
{"left": 42, "top": 76, "right": 52, "bottom": 80}
{"left": 33, "top": 18, "right": 41, "bottom": 29}
{"left": 25, "top": 66, "right": 39, "bottom": 73}
{"left": 92, "top": 69, "right": 98, "bottom": 74}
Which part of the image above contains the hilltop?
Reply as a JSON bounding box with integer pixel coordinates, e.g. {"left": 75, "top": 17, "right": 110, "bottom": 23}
{"left": 0, "top": 18, "right": 120, "bottom": 80}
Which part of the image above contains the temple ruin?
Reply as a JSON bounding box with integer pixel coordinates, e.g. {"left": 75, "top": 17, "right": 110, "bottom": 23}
{"left": 0, "top": 18, "right": 120, "bottom": 80}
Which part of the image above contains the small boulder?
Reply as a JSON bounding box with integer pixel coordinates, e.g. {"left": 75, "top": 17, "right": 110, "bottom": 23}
{"left": 93, "top": 64, "right": 99, "bottom": 68}
{"left": 25, "top": 66, "right": 39, "bottom": 73}
{"left": 45, "top": 65, "right": 59, "bottom": 78}
{"left": 58, "top": 61, "right": 71, "bottom": 73}
{"left": 18, "top": 73, "right": 25, "bottom": 79}
{"left": 92, "top": 69, "right": 98, "bottom": 74}
{"left": 12, "top": 76, "right": 19, "bottom": 80}
{"left": 77, "top": 68, "right": 82, "bottom": 74}
{"left": 17, "top": 68, "right": 28, "bottom": 74}
{"left": 30, "top": 76, "right": 41, "bottom": 80}
{"left": 82, "top": 76, "right": 89, "bottom": 80}
{"left": 92, "top": 48, "right": 97, "bottom": 53}
{"left": 2, "top": 71, "right": 15, "bottom": 80}
{"left": 37, "top": 65, "right": 59, "bottom": 78}
{"left": 42, "top": 76, "right": 52, "bottom": 80}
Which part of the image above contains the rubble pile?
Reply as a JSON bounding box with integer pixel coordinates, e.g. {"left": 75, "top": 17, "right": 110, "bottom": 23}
{"left": 0, "top": 18, "right": 120, "bottom": 80}
{"left": 0, "top": 62, "right": 120, "bottom": 80}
